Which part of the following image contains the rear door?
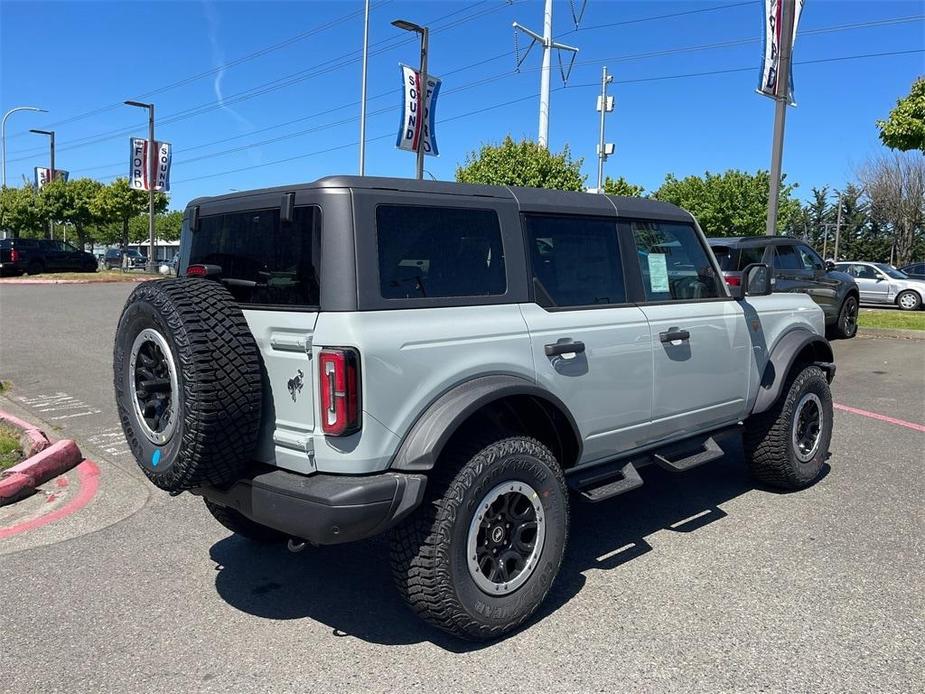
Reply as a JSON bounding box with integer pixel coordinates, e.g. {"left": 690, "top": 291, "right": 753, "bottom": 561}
{"left": 188, "top": 196, "right": 321, "bottom": 474}
{"left": 772, "top": 244, "right": 814, "bottom": 297}
{"left": 519, "top": 212, "right": 653, "bottom": 464}
{"left": 627, "top": 219, "right": 750, "bottom": 441}
{"left": 846, "top": 263, "right": 889, "bottom": 303}
{"left": 40, "top": 240, "right": 68, "bottom": 271}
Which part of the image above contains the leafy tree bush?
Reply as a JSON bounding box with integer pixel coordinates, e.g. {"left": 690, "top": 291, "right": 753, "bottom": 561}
{"left": 456, "top": 136, "right": 586, "bottom": 191}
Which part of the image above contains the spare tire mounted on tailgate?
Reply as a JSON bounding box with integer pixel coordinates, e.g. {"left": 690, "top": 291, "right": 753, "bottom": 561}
{"left": 113, "top": 278, "right": 263, "bottom": 492}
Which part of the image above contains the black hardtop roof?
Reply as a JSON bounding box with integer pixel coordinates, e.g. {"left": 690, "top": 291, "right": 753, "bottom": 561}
{"left": 187, "top": 175, "right": 692, "bottom": 222}
{"left": 706, "top": 235, "right": 802, "bottom": 247}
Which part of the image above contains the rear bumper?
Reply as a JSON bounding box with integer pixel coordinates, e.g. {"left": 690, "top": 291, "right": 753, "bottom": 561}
{"left": 196, "top": 468, "right": 427, "bottom": 545}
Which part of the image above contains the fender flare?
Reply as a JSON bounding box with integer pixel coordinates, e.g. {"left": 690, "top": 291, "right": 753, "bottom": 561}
{"left": 752, "top": 329, "right": 835, "bottom": 415}
{"left": 389, "top": 374, "right": 582, "bottom": 472}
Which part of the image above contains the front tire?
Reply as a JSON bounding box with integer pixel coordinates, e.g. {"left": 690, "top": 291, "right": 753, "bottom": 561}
{"left": 833, "top": 295, "right": 858, "bottom": 338}
{"left": 896, "top": 290, "right": 921, "bottom": 311}
{"left": 744, "top": 365, "right": 833, "bottom": 490}
{"left": 390, "top": 436, "right": 569, "bottom": 640}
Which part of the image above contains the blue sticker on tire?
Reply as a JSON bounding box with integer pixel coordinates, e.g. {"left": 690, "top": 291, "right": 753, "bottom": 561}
{"left": 152, "top": 449, "right": 161, "bottom": 467}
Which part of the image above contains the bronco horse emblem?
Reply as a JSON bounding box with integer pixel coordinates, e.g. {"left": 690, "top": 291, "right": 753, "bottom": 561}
{"left": 287, "top": 369, "right": 304, "bottom": 402}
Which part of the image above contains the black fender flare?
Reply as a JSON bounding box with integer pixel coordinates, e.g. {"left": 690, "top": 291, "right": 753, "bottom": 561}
{"left": 389, "top": 374, "right": 582, "bottom": 471}
{"left": 752, "top": 329, "right": 835, "bottom": 415}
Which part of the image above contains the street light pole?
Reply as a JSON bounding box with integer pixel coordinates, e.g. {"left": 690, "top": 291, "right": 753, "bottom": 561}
{"left": 391, "top": 19, "right": 430, "bottom": 180}
{"left": 29, "top": 129, "right": 56, "bottom": 239}
{"left": 2, "top": 106, "right": 46, "bottom": 188}
{"left": 125, "top": 100, "right": 158, "bottom": 273}
{"left": 765, "top": 0, "right": 796, "bottom": 235}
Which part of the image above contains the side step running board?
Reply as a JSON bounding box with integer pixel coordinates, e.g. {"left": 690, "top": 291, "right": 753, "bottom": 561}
{"left": 569, "top": 461, "right": 644, "bottom": 503}
{"left": 653, "top": 436, "right": 724, "bottom": 472}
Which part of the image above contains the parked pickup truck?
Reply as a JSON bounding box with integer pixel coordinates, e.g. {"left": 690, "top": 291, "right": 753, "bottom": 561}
{"left": 113, "top": 177, "right": 836, "bottom": 640}
{"left": 0, "top": 237, "right": 98, "bottom": 276}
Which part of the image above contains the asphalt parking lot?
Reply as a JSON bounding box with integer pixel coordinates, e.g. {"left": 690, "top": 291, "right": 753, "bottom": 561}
{"left": 0, "top": 282, "right": 922, "bottom": 693}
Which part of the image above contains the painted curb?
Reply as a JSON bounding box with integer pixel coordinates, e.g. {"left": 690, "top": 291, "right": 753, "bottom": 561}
{"left": 0, "top": 410, "right": 49, "bottom": 457}
{"left": 0, "top": 439, "right": 83, "bottom": 506}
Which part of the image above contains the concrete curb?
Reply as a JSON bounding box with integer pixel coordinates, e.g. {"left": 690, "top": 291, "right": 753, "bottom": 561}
{"left": 0, "top": 276, "right": 156, "bottom": 285}
{"left": 857, "top": 327, "right": 925, "bottom": 340}
{"left": 0, "top": 409, "right": 83, "bottom": 506}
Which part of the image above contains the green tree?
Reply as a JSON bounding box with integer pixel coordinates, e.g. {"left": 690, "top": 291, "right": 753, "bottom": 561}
{"left": 876, "top": 77, "right": 925, "bottom": 153}
{"left": 456, "top": 136, "right": 586, "bottom": 191}
{"left": 0, "top": 184, "right": 45, "bottom": 238}
{"left": 156, "top": 210, "right": 183, "bottom": 242}
{"left": 92, "top": 178, "right": 167, "bottom": 249}
{"left": 654, "top": 169, "right": 801, "bottom": 237}
{"left": 40, "top": 177, "right": 104, "bottom": 250}
{"left": 603, "top": 176, "right": 645, "bottom": 197}
{"left": 859, "top": 153, "right": 925, "bottom": 266}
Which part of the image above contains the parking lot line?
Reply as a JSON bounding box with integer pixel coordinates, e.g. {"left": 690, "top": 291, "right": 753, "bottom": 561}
{"left": 834, "top": 403, "right": 925, "bottom": 433}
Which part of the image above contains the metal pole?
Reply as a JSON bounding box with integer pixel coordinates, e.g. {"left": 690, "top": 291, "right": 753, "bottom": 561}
{"left": 2, "top": 106, "right": 45, "bottom": 188}
{"left": 765, "top": 0, "right": 795, "bottom": 236}
{"left": 359, "top": 0, "right": 370, "bottom": 175}
{"left": 596, "top": 66, "right": 610, "bottom": 192}
{"left": 833, "top": 192, "right": 843, "bottom": 262}
{"left": 416, "top": 27, "right": 428, "bottom": 181}
{"left": 538, "top": 0, "right": 553, "bottom": 148}
{"left": 48, "top": 131, "right": 55, "bottom": 239}
{"left": 147, "top": 104, "right": 157, "bottom": 273}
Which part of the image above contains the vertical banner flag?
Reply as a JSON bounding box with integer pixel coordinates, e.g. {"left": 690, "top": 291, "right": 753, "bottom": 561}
{"left": 129, "top": 137, "right": 172, "bottom": 191}
{"left": 757, "top": 0, "right": 805, "bottom": 104}
{"left": 396, "top": 64, "right": 441, "bottom": 157}
{"left": 34, "top": 168, "right": 68, "bottom": 189}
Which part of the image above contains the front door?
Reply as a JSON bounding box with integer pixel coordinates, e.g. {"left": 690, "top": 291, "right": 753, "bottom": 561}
{"left": 627, "top": 219, "right": 751, "bottom": 441}
{"left": 519, "top": 213, "right": 653, "bottom": 466}
{"left": 795, "top": 243, "right": 839, "bottom": 321}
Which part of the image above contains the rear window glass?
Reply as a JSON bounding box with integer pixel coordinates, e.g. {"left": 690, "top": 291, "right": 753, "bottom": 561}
{"left": 190, "top": 206, "right": 320, "bottom": 307}
{"left": 712, "top": 244, "right": 765, "bottom": 271}
{"left": 376, "top": 205, "right": 506, "bottom": 299}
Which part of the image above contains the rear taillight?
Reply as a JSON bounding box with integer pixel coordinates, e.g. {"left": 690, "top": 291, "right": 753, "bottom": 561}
{"left": 10, "top": 249, "right": 19, "bottom": 263}
{"left": 724, "top": 274, "right": 741, "bottom": 287}
{"left": 319, "top": 348, "right": 361, "bottom": 436}
{"left": 185, "top": 264, "right": 208, "bottom": 277}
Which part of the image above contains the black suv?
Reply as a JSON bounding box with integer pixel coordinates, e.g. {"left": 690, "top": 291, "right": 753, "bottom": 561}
{"left": 0, "top": 238, "right": 98, "bottom": 276}
{"left": 103, "top": 248, "right": 147, "bottom": 270}
{"left": 708, "top": 236, "right": 859, "bottom": 338}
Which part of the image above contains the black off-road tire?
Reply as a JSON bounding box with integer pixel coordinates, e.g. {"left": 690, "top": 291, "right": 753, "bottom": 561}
{"left": 113, "top": 278, "right": 263, "bottom": 492}
{"left": 744, "top": 365, "right": 833, "bottom": 490}
{"left": 896, "top": 290, "right": 921, "bottom": 311}
{"left": 389, "top": 436, "right": 569, "bottom": 641}
{"left": 203, "top": 499, "right": 285, "bottom": 543}
{"left": 832, "top": 294, "right": 858, "bottom": 339}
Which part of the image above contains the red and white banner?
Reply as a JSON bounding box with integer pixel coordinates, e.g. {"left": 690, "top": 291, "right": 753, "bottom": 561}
{"left": 129, "top": 138, "right": 172, "bottom": 192}
{"left": 757, "top": 0, "right": 804, "bottom": 104}
{"left": 396, "top": 64, "right": 441, "bottom": 157}
{"left": 34, "top": 167, "right": 68, "bottom": 189}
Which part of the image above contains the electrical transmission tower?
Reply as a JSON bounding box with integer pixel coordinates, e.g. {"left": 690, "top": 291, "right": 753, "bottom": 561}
{"left": 513, "top": 0, "right": 584, "bottom": 148}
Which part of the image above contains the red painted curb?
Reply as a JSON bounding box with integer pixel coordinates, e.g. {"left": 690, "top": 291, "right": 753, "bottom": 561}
{"left": 0, "top": 440, "right": 82, "bottom": 506}
{"left": 0, "top": 460, "right": 100, "bottom": 539}
{"left": 0, "top": 409, "right": 50, "bottom": 457}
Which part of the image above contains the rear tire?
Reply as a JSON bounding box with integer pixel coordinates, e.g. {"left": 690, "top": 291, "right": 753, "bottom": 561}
{"left": 390, "top": 435, "right": 569, "bottom": 641}
{"left": 896, "top": 290, "right": 921, "bottom": 311}
{"left": 26, "top": 261, "right": 44, "bottom": 275}
{"left": 833, "top": 295, "right": 858, "bottom": 339}
{"left": 204, "top": 499, "right": 285, "bottom": 543}
{"left": 744, "top": 365, "right": 832, "bottom": 490}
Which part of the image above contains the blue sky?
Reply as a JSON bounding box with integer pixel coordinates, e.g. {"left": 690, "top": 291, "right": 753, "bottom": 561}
{"left": 1, "top": 0, "right": 922, "bottom": 209}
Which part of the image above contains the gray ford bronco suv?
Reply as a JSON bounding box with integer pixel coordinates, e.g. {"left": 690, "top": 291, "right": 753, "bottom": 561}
{"left": 113, "top": 176, "right": 835, "bottom": 640}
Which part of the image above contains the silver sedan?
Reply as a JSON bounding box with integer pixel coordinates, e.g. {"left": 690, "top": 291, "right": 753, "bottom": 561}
{"left": 835, "top": 262, "right": 925, "bottom": 311}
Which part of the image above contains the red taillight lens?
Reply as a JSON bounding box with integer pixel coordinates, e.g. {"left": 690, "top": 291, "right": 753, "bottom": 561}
{"left": 10, "top": 249, "right": 19, "bottom": 263}
{"left": 185, "top": 264, "right": 207, "bottom": 277}
{"left": 724, "top": 274, "right": 741, "bottom": 287}
{"left": 319, "top": 348, "right": 361, "bottom": 436}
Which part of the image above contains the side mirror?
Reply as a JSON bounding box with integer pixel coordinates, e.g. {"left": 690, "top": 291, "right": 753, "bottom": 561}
{"left": 825, "top": 260, "right": 835, "bottom": 271}
{"left": 734, "top": 263, "right": 772, "bottom": 298}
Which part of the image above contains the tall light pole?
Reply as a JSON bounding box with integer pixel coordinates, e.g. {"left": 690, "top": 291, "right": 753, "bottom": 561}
{"left": 765, "top": 0, "right": 796, "bottom": 235}
{"left": 2, "top": 106, "right": 46, "bottom": 187}
{"left": 125, "top": 100, "right": 157, "bottom": 273}
{"left": 29, "top": 129, "right": 55, "bottom": 239}
{"left": 359, "top": 0, "right": 371, "bottom": 175}
{"left": 392, "top": 19, "right": 429, "bottom": 180}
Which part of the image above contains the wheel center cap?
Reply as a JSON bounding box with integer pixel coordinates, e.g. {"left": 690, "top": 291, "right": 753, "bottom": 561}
{"left": 490, "top": 525, "right": 505, "bottom": 544}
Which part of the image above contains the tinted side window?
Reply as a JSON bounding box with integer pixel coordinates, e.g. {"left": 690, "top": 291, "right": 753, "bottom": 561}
{"left": 190, "top": 206, "right": 320, "bottom": 307}
{"left": 797, "top": 244, "right": 823, "bottom": 270}
{"left": 525, "top": 214, "right": 625, "bottom": 307}
{"left": 711, "top": 245, "right": 734, "bottom": 271}
{"left": 632, "top": 221, "right": 722, "bottom": 301}
{"left": 377, "top": 205, "right": 505, "bottom": 299}
{"left": 773, "top": 245, "right": 803, "bottom": 271}
{"left": 738, "top": 245, "right": 766, "bottom": 269}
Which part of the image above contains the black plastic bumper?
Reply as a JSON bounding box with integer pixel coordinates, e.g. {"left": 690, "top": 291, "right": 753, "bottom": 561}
{"left": 197, "top": 468, "right": 427, "bottom": 545}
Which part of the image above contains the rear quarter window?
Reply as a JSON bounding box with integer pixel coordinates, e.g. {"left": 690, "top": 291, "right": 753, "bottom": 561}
{"left": 376, "top": 205, "right": 506, "bottom": 299}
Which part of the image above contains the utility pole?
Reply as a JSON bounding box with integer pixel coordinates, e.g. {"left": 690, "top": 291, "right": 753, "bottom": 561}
{"left": 513, "top": 0, "right": 579, "bottom": 148}
{"left": 125, "top": 100, "right": 157, "bottom": 273}
{"left": 2, "top": 106, "right": 46, "bottom": 187}
{"left": 595, "top": 66, "right": 614, "bottom": 193}
{"left": 833, "top": 192, "right": 843, "bottom": 262}
{"left": 29, "top": 129, "right": 55, "bottom": 238}
{"left": 765, "top": 0, "right": 796, "bottom": 235}
{"left": 358, "top": 0, "right": 370, "bottom": 175}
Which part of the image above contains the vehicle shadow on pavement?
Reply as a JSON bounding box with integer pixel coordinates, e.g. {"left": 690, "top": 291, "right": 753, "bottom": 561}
{"left": 209, "top": 446, "right": 826, "bottom": 652}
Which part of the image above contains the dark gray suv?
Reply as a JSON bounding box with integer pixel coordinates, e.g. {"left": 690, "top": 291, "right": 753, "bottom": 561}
{"left": 708, "top": 236, "right": 859, "bottom": 339}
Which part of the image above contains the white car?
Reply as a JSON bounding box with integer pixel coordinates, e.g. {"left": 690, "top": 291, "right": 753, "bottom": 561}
{"left": 835, "top": 262, "right": 925, "bottom": 311}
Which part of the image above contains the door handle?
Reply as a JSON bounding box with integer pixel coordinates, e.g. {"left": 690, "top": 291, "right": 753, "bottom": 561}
{"left": 544, "top": 340, "right": 586, "bottom": 357}
{"left": 659, "top": 329, "right": 690, "bottom": 343}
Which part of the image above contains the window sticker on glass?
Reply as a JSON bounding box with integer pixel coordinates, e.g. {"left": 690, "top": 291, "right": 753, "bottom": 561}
{"left": 647, "top": 253, "right": 670, "bottom": 292}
